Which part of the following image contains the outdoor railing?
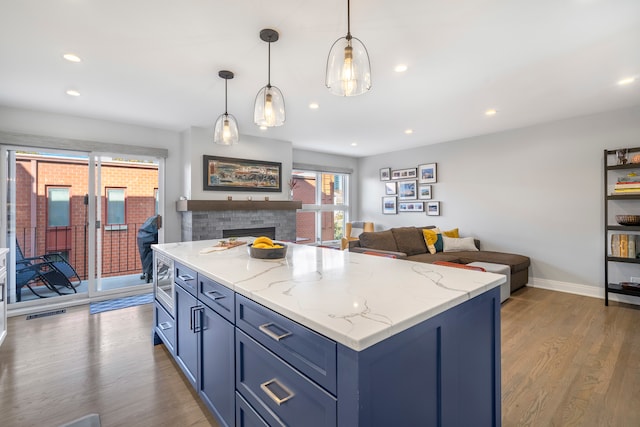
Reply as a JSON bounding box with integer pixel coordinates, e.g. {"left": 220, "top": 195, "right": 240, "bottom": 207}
{"left": 17, "top": 223, "right": 148, "bottom": 280}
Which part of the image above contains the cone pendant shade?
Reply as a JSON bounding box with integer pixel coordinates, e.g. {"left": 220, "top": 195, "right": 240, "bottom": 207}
{"left": 214, "top": 70, "right": 239, "bottom": 145}
{"left": 254, "top": 29, "right": 285, "bottom": 127}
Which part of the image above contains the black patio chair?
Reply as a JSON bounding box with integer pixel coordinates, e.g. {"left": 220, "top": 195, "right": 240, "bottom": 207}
{"left": 15, "top": 241, "right": 81, "bottom": 301}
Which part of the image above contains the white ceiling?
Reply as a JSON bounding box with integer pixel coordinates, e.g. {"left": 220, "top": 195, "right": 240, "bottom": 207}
{"left": 1, "top": 0, "right": 639, "bottom": 157}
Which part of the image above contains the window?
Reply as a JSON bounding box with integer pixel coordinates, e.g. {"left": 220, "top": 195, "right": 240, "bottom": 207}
{"left": 47, "top": 187, "right": 70, "bottom": 227}
{"left": 106, "top": 188, "right": 126, "bottom": 225}
{"left": 293, "top": 170, "right": 348, "bottom": 246}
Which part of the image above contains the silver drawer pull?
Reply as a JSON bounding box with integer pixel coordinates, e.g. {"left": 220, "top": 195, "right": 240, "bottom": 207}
{"left": 177, "top": 273, "right": 194, "bottom": 281}
{"left": 158, "top": 322, "right": 172, "bottom": 331}
{"left": 258, "top": 322, "right": 292, "bottom": 341}
{"left": 260, "top": 379, "right": 295, "bottom": 405}
{"left": 204, "top": 290, "right": 225, "bottom": 300}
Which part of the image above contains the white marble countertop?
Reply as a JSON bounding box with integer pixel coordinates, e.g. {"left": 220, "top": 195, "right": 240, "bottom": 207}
{"left": 153, "top": 239, "right": 505, "bottom": 351}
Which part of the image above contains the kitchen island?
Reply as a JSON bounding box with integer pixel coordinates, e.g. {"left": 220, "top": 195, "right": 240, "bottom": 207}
{"left": 152, "top": 239, "right": 505, "bottom": 427}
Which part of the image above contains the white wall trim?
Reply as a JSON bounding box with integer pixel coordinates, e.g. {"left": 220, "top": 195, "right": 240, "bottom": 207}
{"left": 529, "top": 277, "right": 640, "bottom": 306}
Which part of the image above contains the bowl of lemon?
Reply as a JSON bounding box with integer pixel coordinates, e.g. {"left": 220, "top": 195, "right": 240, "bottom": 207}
{"left": 249, "top": 236, "right": 288, "bottom": 259}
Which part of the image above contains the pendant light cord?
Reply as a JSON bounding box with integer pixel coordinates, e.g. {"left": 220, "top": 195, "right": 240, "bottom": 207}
{"left": 224, "top": 79, "right": 228, "bottom": 115}
{"left": 346, "top": 0, "right": 352, "bottom": 40}
{"left": 267, "top": 41, "right": 271, "bottom": 88}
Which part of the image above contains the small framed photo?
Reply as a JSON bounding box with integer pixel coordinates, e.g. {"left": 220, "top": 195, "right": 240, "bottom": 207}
{"left": 385, "top": 182, "right": 397, "bottom": 195}
{"left": 399, "top": 201, "right": 424, "bottom": 212}
{"left": 391, "top": 167, "right": 417, "bottom": 180}
{"left": 380, "top": 167, "right": 391, "bottom": 181}
{"left": 426, "top": 201, "right": 440, "bottom": 216}
{"left": 418, "top": 163, "right": 437, "bottom": 183}
{"left": 397, "top": 180, "right": 417, "bottom": 200}
{"left": 418, "top": 184, "right": 432, "bottom": 200}
{"left": 382, "top": 196, "right": 397, "bottom": 214}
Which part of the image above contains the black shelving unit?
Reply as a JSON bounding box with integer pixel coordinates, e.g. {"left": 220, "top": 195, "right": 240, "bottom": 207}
{"left": 604, "top": 147, "right": 640, "bottom": 305}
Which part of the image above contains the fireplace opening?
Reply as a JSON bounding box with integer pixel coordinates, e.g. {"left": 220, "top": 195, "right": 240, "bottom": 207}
{"left": 223, "top": 227, "right": 276, "bottom": 240}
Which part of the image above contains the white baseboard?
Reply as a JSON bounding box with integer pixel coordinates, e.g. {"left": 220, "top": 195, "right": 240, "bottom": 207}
{"left": 529, "top": 277, "right": 640, "bottom": 306}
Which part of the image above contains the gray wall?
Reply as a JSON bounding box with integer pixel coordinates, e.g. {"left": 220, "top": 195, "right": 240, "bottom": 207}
{"left": 0, "top": 106, "right": 183, "bottom": 243}
{"left": 358, "top": 106, "right": 640, "bottom": 297}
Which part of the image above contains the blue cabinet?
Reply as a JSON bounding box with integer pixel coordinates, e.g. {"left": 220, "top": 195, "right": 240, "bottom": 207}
{"left": 199, "top": 281, "right": 235, "bottom": 427}
{"left": 174, "top": 283, "right": 198, "bottom": 387}
{"left": 172, "top": 262, "right": 235, "bottom": 427}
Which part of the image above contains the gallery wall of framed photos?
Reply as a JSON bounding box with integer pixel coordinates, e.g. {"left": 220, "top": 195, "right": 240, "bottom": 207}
{"left": 380, "top": 163, "right": 440, "bottom": 216}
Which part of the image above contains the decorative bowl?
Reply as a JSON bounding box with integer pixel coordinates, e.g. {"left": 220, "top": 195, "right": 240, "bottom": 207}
{"left": 248, "top": 243, "right": 288, "bottom": 259}
{"left": 615, "top": 215, "right": 640, "bottom": 226}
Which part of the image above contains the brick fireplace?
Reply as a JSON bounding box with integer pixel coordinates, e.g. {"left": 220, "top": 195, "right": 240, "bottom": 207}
{"left": 177, "top": 200, "right": 301, "bottom": 242}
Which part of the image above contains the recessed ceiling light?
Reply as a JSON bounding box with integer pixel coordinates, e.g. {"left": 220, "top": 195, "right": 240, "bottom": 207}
{"left": 259, "top": 125, "right": 268, "bottom": 130}
{"left": 394, "top": 64, "right": 408, "bottom": 73}
{"left": 617, "top": 76, "right": 637, "bottom": 86}
{"left": 66, "top": 90, "right": 80, "bottom": 97}
{"left": 351, "top": 142, "right": 358, "bottom": 146}
{"left": 485, "top": 109, "right": 498, "bottom": 116}
{"left": 404, "top": 129, "right": 413, "bottom": 134}
{"left": 309, "top": 102, "right": 319, "bottom": 109}
{"left": 63, "top": 53, "right": 81, "bottom": 63}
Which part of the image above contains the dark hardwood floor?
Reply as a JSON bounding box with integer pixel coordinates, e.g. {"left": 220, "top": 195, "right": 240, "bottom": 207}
{"left": 0, "top": 287, "right": 638, "bottom": 426}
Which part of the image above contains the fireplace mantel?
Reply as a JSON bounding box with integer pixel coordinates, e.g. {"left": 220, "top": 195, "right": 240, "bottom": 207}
{"left": 176, "top": 199, "right": 302, "bottom": 212}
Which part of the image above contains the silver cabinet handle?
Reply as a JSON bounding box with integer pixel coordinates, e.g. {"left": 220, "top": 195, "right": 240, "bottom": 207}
{"left": 177, "top": 273, "right": 194, "bottom": 281}
{"left": 260, "top": 379, "right": 295, "bottom": 405}
{"left": 158, "top": 322, "right": 172, "bottom": 331}
{"left": 204, "top": 290, "right": 225, "bottom": 300}
{"left": 258, "top": 322, "right": 292, "bottom": 341}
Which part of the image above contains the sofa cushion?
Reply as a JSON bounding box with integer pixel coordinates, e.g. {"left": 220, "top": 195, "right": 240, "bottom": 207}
{"left": 391, "top": 227, "right": 428, "bottom": 256}
{"left": 457, "top": 251, "right": 530, "bottom": 274}
{"left": 422, "top": 228, "right": 443, "bottom": 254}
{"left": 442, "top": 236, "right": 479, "bottom": 252}
{"left": 359, "top": 230, "right": 399, "bottom": 252}
{"left": 407, "top": 252, "right": 462, "bottom": 263}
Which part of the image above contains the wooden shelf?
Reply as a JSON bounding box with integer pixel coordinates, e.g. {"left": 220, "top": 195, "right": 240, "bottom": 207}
{"left": 607, "top": 283, "right": 640, "bottom": 298}
{"left": 176, "top": 199, "right": 302, "bottom": 212}
{"left": 606, "top": 256, "right": 640, "bottom": 264}
{"left": 607, "top": 194, "right": 640, "bottom": 200}
{"left": 607, "top": 225, "right": 640, "bottom": 231}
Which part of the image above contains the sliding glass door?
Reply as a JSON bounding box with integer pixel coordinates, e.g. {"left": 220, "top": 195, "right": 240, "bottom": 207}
{"left": 292, "top": 170, "right": 348, "bottom": 247}
{"left": 3, "top": 148, "right": 161, "bottom": 306}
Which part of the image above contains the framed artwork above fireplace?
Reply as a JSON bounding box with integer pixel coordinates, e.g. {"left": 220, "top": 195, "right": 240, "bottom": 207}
{"left": 203, "top": 155, "right": 282, "bottom": 192}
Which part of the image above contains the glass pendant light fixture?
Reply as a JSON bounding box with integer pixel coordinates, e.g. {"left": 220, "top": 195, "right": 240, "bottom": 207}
{"left": 254, "top": 29, "right": 285, "bottom": 127}
{"left": 214, "top": 70, "right": 239, "bottom": 145}
{"left": 325, "top": 0, "right": 371, "bottom": 96}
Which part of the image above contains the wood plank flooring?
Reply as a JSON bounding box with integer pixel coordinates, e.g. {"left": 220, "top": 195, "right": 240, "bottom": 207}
{"left": 0, "top": 287, "right": 638, "bottom": 426}
{"left": 0, "top": 304, "right": 218, "bottom": 427}
{"left": 501, "top": 287, "right": 640, "bottom": 427}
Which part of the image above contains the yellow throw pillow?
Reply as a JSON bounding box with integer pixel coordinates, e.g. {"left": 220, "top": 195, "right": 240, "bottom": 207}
{"left": 422, "top": 228, "right": 441, "bottom": 254}
{"left": 442, "top": 228, "right": 459, "bottom": 238}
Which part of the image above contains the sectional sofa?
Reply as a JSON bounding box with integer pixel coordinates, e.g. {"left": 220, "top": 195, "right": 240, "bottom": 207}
{"left": 349, "top": 226, "right": 530, "bottom": 292}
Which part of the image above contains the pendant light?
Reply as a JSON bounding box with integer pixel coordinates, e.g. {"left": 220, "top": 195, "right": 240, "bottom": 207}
{"left": 325, "top": 0, "right": 371, "bottom": 96}
{"left": 214, "top": 70, "right": 239, "bottom": 145}
{"left": 254, "top": 29, "right": 285, "bottom": 127}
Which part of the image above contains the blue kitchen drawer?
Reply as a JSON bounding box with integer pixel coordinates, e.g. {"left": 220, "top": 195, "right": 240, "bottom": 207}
{"left": 199, "top": 275, "right": 234, "bottom": 323}
{"left": 236, "top": 392, "right": 270, "bottom": 427}
{"left": 236, "top": 330, "right": 336, "bottom": 427}
{"left": 236, "top": 294, "right": 337, "bottom": 395}
{"left": 174, "top": 262, "right": 197, "bottom": 297}
{"left": 154, "top": 302, "right": 175, "bottom": 353}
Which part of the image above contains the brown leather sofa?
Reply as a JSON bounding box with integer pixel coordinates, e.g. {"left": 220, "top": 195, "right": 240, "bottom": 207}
{"left": 349, "top": 226, "right": 530, "bottom": 292}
